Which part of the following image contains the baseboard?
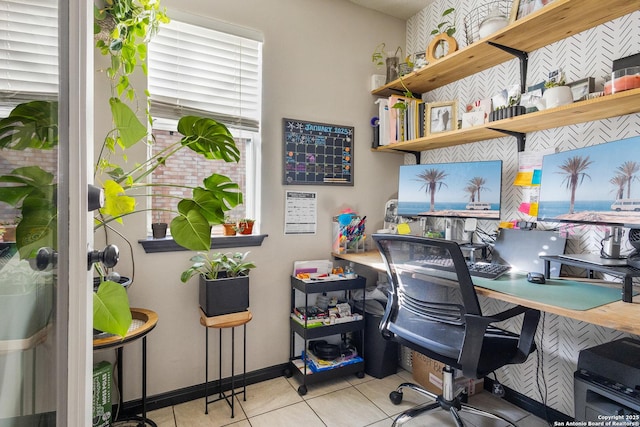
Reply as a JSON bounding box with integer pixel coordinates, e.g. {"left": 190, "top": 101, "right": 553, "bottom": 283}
{"left": 119, "top": 365, "right": 574, "bottom": 423}
{"left": 118, "top": 363, "right": 289, "bottom": 418}
{"left": 484, "top": 377, "right": 572, "bottom": 423}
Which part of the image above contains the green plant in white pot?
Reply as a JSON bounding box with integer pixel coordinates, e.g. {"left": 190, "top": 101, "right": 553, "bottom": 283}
{"left": 181, "top": 251, "right": 256, "bottom": 316}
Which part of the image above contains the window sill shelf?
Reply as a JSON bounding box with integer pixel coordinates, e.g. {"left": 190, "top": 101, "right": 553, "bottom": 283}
{"left": 139, "top": 234, "right": 268, "bottom": 253}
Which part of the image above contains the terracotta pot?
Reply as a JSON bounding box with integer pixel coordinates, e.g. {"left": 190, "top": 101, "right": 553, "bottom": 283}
{"left": 237, "top": 221, "right": 254, "bottom": 235}
{"left": 222, "top": 223, "right": 237, "bottom": 236}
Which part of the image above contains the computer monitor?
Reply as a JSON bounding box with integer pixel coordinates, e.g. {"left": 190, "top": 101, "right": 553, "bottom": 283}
{"left": 538, "top": 135, "right": 640, "bottom": 227}
{"left": 537, "top": 135, "right": 640, "bottom": 263}
{"left": 396, "top": 160, "right": 503, "bottom": 220}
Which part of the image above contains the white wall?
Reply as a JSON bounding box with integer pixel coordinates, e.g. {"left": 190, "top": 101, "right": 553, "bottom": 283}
{"left": 406, "top": 0, "right": 640, "bottom": 417}
{"left": 92, "top": 0, "right": 406, "bottom": 400}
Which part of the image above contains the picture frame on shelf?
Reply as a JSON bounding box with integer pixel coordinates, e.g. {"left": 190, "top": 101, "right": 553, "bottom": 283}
{"left": 568, "top": 77, "right": 595, "bottom": 102}
{"left": 426, "top": 101, "right": 458, "bottom": 134}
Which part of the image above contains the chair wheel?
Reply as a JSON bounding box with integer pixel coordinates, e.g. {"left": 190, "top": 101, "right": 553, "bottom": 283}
{"left": 298, "top": 385, "right": 307, "bottom": 396}
{"left": 389, "top": 390, "right": 403, "bottom": 405}
{"left": 356, "top": 371, "right": 365, "bottom": 379}
{"left": 283, "top": 368, "right": 292, "bottom": 378}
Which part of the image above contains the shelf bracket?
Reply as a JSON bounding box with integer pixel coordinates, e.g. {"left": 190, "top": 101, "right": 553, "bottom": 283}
{"left": 395, "top": 150, "right": 421, "bottom": 164}
{"left": 488, "top": 128, "right": 526, "bottom": 152}
{"left": 488, "top": 42, "right": 529, "bottom": 94}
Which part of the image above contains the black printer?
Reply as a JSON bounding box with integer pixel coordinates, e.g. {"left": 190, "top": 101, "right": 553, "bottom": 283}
{"left": 574, "top": 338, "right": 640, "bottom": 421}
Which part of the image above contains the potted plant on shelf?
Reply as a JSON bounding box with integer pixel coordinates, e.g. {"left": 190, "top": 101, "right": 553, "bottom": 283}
{"left": 181, "top": 251, "right": 256, "bottom": 316}
{"left": 222, "top": 216, "right": 237, "bottom": 236}
{"left": 428, "top": 7, "right": 457, "bottom": 62}
{"left": 541, "top": 72, "right": 573, "bottom": 109}
{"left": 151, "top": 212, "right": 168, "bottom": 239}
{"left": 236, "top": 218, "right": 255, "bottom": 235}
{"left": 372, "top": 43, "right": 411, "bottom": 83}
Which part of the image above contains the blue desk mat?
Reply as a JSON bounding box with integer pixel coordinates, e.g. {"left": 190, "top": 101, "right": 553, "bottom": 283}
{"left": 472, "top": 273, "right": 625, "bottom": 311}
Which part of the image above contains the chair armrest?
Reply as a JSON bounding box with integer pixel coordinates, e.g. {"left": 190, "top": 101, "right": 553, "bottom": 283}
{"left": 459, "top": 306, "right": 540, "bottom": 378}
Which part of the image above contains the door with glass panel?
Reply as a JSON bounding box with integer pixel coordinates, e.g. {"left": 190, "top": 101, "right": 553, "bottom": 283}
{"left": 1, "top": 0, "right": 91, "bottom": 424}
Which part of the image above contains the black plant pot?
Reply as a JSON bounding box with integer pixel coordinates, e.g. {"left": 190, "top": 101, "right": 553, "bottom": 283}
{"left": 93, "top": 276, "right": 132, "bottom": 292}
{"left": 489, "top": 106, "right": 526, "bottom": 122}
{"left": 199, "top": 274, "right": 249, "bottom": 317}
{"left": 151, "top": 222, "right": 168, "bottom": 239}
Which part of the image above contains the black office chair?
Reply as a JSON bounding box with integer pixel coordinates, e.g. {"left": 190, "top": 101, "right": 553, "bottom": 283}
{"left": 373, "top": 234, "right": 540, "bottom": 427}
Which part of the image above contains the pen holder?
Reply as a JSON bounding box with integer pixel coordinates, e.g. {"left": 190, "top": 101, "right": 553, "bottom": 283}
{"left": 332, "top": 216, "right": 366, "bottom": 253}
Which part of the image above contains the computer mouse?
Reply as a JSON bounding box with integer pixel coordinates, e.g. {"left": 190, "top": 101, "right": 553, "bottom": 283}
{"left": 527, "top": 272, "right": 546, "bottom": 284}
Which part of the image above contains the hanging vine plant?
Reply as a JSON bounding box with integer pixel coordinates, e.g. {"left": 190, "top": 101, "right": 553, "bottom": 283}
{"left": 0, "top": 0, "right": 246, "bottom": 337}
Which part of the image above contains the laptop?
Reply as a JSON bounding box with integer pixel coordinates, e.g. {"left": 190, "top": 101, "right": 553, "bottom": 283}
{"left": 492, "top": 229, "right": 567, "bottom": 277}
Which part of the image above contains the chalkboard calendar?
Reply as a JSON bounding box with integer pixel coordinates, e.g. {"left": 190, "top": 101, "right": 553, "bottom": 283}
{"left": 283, "top": 118, "right": 354, "bottom": 185}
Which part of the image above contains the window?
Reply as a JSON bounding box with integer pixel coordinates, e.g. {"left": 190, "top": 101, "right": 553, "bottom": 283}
{"left": 0, "top": 0, "right": 58, "bottom": 114}
{"left": 0, "top": 0, "right": 58, "bottom": 223}
{"left": 147, "top": 14, "right": 262, "bottom": 235}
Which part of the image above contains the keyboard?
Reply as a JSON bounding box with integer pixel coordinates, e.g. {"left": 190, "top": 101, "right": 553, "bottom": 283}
{"left": 466, "top": 262, "right": 511, "bottom": 279}
{"left": 408, "top": 256, "right": 511, "bottom": 280}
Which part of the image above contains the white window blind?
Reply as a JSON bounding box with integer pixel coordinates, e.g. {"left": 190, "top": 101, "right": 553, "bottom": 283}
{"left": 148, "top": 19, "right": 261, "bottom": 132}
{"left": 0, "top": 0, "right": 58, "bottom": 103}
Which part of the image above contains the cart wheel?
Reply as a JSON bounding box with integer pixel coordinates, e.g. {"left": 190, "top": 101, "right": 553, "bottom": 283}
{"left": 298, "top": 385, "right": 307, "bottom": 396}
{"left": 283, "top": 368, "right": 292, "bottom": 378}
{"left": 356, "top": 371, "right": 365, "bottom": 379}
{"left": 389, "top": 390, "right": 403, "bottom": 405}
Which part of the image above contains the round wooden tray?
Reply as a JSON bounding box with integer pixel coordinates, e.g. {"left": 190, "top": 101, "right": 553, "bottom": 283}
{"left": 93, "top": 308, "right": 158, "bottom": 350}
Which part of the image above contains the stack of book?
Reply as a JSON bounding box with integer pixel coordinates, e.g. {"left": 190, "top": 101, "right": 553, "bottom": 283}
{"left": 375, "top": 95, "right": 424, "bottom": 146}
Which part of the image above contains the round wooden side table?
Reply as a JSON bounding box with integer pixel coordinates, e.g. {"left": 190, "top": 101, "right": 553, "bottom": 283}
{"left": 93, "top": 308, "right": 158, "bottom": 426}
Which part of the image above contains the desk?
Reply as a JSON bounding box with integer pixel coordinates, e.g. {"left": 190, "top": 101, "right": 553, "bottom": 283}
{"left": 93, "top": 308, "right": 158, "bottom": 426}
{"left": 334, "top": 251, "right": 640, "bottom": 335}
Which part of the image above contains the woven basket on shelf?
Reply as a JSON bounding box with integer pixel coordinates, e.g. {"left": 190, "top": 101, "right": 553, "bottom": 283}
{"left": 463, "top": 0, "right": 513, "bottom": 46}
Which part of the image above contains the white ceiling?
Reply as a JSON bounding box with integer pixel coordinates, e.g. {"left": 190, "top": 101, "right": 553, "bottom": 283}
{"left": 347, "top": 0, "right": 436, "bottom": 20}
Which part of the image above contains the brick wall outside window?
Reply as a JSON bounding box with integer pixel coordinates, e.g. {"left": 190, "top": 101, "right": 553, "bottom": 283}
{"left": 151, "top": 129, "right": 247, "bottom": 230}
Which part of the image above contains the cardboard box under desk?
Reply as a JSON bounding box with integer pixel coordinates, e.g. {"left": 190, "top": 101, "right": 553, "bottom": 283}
{"left": 411, "top": 351, "right": 484, "bottom": 396}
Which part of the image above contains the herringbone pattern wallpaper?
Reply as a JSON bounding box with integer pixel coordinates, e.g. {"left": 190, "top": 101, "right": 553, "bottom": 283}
{"left": 406, "top": 1, "right": 640, "bottom": 417}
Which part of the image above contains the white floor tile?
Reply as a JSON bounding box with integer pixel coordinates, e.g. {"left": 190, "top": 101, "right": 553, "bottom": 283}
{"left": 247, "top": 401, "right": 325, "bottom": 427}
{"left": 160, "top": 370, "right": 547, "bottom": 427}
{"left": 173, "top": 397, "right": 247, "bottom": 427}
{"left": 306, "top": 386, "right": 388, "bottom": 427}
{"left": 238, "top": 376, "right": 303, "bottom": 418}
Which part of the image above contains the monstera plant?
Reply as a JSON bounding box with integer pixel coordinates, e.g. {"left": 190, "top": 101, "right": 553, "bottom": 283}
{"left": 0, "top": 0, "right": 244, "bottom": 337}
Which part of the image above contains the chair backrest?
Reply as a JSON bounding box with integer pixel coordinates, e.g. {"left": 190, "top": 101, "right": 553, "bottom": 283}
{"left": 373, "top": 234, "right": 482, "bottom": 324}
{"left": 373, "top": 233, "right": 540, "bottom": 378}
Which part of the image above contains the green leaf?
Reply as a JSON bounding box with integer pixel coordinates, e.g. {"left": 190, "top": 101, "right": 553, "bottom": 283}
{"left": 170, "top": 206, "right": 211, "bottom": 251}
{"left": 109, "top": 98, "right": 147, "bottom": 148}
{"left": 177, "top": 116, "right": 240, "bottom": 162}
{"left": 93, "top": 280, "right": 132, "bottom": 338}
{"left": 442, "top": 7, "right": 455, "bottom": 16}
{"left": 100, "top": 179, "right": 136, "bottom": 221}
{"left": 202, "top": 173, "right": 243, "bottom": 212}
{"left": 16, "top": 193, "right": 57, "bottom": 259}
{"left": 0, "top": 101, "right": 59, "bottom": 150}
{"left": 0, "top": 166, "right": 54, "bottom": 207}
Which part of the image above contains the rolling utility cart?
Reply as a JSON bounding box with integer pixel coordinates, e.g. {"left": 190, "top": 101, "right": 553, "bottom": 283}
{"left": 286, "top": 275, "right": 366, "bottom": 395}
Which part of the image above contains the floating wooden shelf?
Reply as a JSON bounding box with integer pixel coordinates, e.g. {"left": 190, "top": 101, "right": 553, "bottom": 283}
{"left": 372, "top": 0, "right": 639, "bottom": 97}
{"left": 375, "top": 88, "right": 640, "bottom": 153}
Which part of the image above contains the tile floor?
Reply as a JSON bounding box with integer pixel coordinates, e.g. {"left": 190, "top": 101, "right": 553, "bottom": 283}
{"left": 145, "top": 369, "right": 550, "bottom": 427}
